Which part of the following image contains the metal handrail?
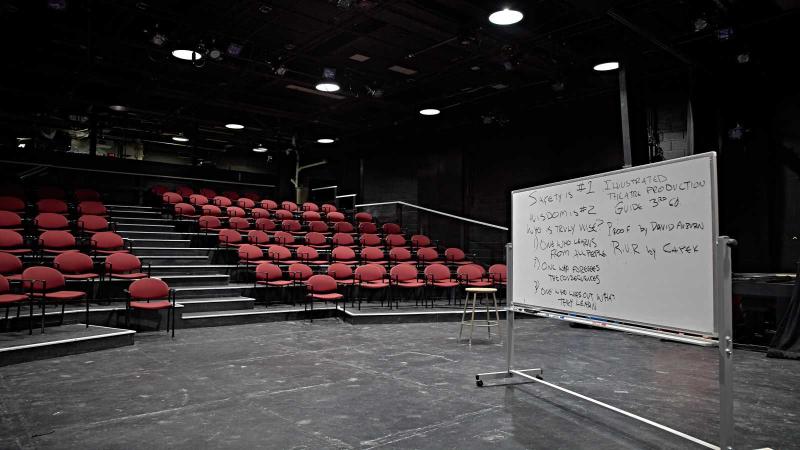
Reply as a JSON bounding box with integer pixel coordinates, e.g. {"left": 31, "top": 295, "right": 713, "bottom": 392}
{"left": 0, "top": 159, "right": 276, "bottom": 188}
{"left": 355, "top": 201, "right": 509, "bottom": 231}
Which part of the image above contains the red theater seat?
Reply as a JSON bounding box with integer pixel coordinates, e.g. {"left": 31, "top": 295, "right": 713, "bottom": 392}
{"left": 272, "top": 231, "right": 299, "bottom": 248}
{"left": 77, "top": 201, "right": 107, "bottom": 216}
{"left": 333, "top": 222, "right": 355, "bottom": 234}
{"left": 227, "top": 206, "right": 246, "bottom": 218}
{"left": 302, "top": 211, "right": 321, "bottom": 222}
{"left": 162, "top": 192, "right": 182, "bottom": 205}
{"left": 306, "top": 275, "right": 343, "bottom": 310}
{"left": 410, "top": 234, "right": 433, "bottom": 248}
{"left": 199, "top": 188, "right": 217, "bottom": 199}
{"left": 358, "top": 222, "right": 378, "bottom": 234}
{"left": 246, "top": 230, "right": 271, "bottom": 248}
{"left": 176, "top": 186, "right": 194, "bottom": 198}
{"left": 385, "top": 234, "right": 408, "bottom": 249}
{"left": 457, "top": 264, "right": 493, "bottom": 288}
{"left": 23, "top": 266, "right": 87, "bottom": 332}
{"left": 281, "top": 219, "right": 305, "bottom": 236}
{"left": 0, "top": 230, "right": 31, "bottom": 255}
{"left": 321, "top": 204, "right": 337, "bottom": 214}
{"left": 425, "top": 264, "right": 458, "bottom": 288}
{"left": 255, "top": 218, "right": 277, "bottom": 233}
{"left": 36, "top": 198, "right": 68, "bottom": 215}
{"left": 274, "top": 209, "right": 293, "bottom": 221}
{"left": 39, "top": 230, "right": 78, "bottom": 254}
{"left": 360, "top": 246, "right": 387, "bottom": 265}
{"left": 281, "top": 201, "right": 299, "bottom": 212}
{"left": 238, "top": 244, "right": 271, "bottom": 266}
{"left": 326, "top": 211, "right": 345, "bottom": 223}
{"left": 237, "top": 198, "right": 255, "bottom": 210}
{"left": 0, "top": 275, "right": 28, "bottom": 330}
{"left": 35, "top": 213, "right": 69, "bottom": 231}
{"left": 251, "top": 208, "right": 270, "bottom": 219}
{"left": 201, "top": 204, "right": 222, "bottom": 217}
{"left": 304, "top": 232, "right": 329, "bottom": 250}
{"left": 0, "top": 196, "right": 26, "bottom": 213}
{"left": 228, "top": 217, "right": 251, "bottom": 231}
{"left": 302, "top": 202, "right": 319, "bottom": 212}
{"left": 77, "top": 215, "right": 110, "bottom": 234}
{"left": 74, "top": 188, "right": 101, "bottom": 202}
{"left": 213, "top": 196, "right": 233, "bottom": 208}
{"left": 267, "top": 245, "right": 299, "bottom": 265}
{"left": 295, "top": 245, "right": 328, "bottom": 265}
{"left": 416, "top": 247, "right": 443, "bottom": 265}
{"left": 355, "top": 212, "right": 373, "bottom": 223}
{"left": 105, "top": 253, "right": 150, "bottom": 280}
{"left": 198, "top": 216, "right": 223, "bottom": 231}
{"left": 90, "top": 231, "right": 129, "bottom": 255}
{"left": 488, "top": 264, "right": 508, "bottom": 286}
{"left": 54, "top": 252, "right": 99, "bottom": 281}
{"left": 260, "top": 199, "right": 278, "bottom": 210}
{"left": 445, "top": 247, "right": 472, "bottom": 266}
{"left": 390, "top": 264, "right": 425, "bottom": 289}
{"left": 307, "top": 221, "right": 329, "bottom": 234}
{"left": 328, "top": 263, "right": 356, "bottom": 286}
{"left": 331, "top": 246, "right": 358, "bottom": 265}
{"left": 255, "top": 263, "right": 293, "bottom": 287}
{"left": 388, "top": 247, "right": 414, "bottom": 265}
{"left": 382, "top": 223, "right": 402, "bottom": 235}
{"left": 218, "top": 229, "right": 244, "bottom": 247}
{"left": 175, "top": 203, "right": 198, "bottom": 218}
{"left": 127, "top": 278, "right": 175, "bottom": 337}
{"left": 359, "top": 233, "right": 382, "bottom": 248}
{"left": 189, "top": 194, "right": 209, "bottom": 206}
{"left": 332, "top": 233, "right": 356, "bottom": 248}
{"left": 0, "top": 253, "right": 23, "bottom": 281}
{"left": 0, "top": 211, "right": 23, "bottom": 231}
{"left": 222, "top": 191, "right": 240, "bottom": 201}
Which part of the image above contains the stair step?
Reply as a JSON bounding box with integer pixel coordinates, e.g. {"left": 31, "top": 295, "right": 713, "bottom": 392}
{"left": 116, "top": 223, "right": 175, "bottom": 232}
{"left": 180, "top": 306, "right": 336, "bottom": 328}
{"left": 0, "top": 324, "right": 135, "bottom": 367}
{"left": 107, "top": 210, "right": 163, "bottom": 217}
{"left": 106, "top": 204, "right": 159, "bottom": 211}
{"left": 173, "top": 284, "right": 251, "bottom": 299}
{"left": 133, "top": 247, "right": 216, "bottom": 256}
{"left": 156, "top": 274, "right": 230, "bottom": 287}
{"left": 139, "top": 255, "right": 210, "bottom": 265}
{"left": 108, "top": 216, "right": 175, "bottom": 224}
{"left": 118, "top": 230, "right": 193, "bottom": 240}
{"left": 149, "top": 265, "right": 237, "bottom": 275}
{"left": 127, "top": 239, "right": 191, "bottom": 248}
{"left": 177, "top": 297, "right": 255, "bottom": 313}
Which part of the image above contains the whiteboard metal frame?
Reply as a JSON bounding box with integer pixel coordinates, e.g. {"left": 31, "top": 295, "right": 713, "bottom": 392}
{"left": 510, "top": 152, "right": 720, "bottom": 337}
{"left": 477, "top": 153, "right": 735, "bottom": 449}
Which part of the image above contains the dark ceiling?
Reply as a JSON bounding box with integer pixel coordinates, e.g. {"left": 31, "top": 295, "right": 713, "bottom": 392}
{"left": 0, "top": 0, "right": 797, "bottom": 154}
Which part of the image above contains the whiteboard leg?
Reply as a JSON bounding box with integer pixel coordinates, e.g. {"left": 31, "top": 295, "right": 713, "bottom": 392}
{"left": 717, "top": 236, "right": 736, "bottom": 450}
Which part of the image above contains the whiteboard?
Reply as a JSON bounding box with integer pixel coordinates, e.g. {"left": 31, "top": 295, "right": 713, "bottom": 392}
{"left": 511, "top": 153, "right": 718, "bottom": 335}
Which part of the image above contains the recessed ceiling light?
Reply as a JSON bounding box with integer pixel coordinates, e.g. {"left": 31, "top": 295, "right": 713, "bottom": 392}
{"left": 109, "top": 105, "right": 128, "bottom": 112}
{"left": 225, "top": 123, "right": 244, "bottom": 130}
{"left": 253, "top": 145, "right": 268, "bottom": 153}
{"left": 349, "top": 53, "right": 370, "bottom": 62}
{"left": 172, "top": 136, "right": 189, "bottom": 142}
{"left": 317, "top": 138, "right": 335, "bottom": 144}
{"left": 489, "top": 8, "right": 523, "bottom": 26}
{"left": 315, "top": 82, "right": 340, "bottom": 92}
{"left": 593, "top": 61, "right": 619, "bottom": 71}
{"left": 419, "top": 108, "right": 440, "bottom": 116}
{"left": 388, "top": 65, "right": 417, "bottom": 75}
{"left": 172, "top": 49, "right": 202, "bottom": 61}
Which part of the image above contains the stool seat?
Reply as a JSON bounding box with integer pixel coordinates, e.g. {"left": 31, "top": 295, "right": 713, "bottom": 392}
{"left": 459, "top": 287, "right": 502, "bottom": 346}
{"left": 465, "top": 287, "right": 497, "bottom": 293}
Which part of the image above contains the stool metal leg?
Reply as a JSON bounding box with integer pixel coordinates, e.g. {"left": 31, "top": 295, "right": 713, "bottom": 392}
{"left": 458, "top": 291, "right": 471, "bottom": 341}
{"left": 485, "top": 293, "right": 492, "bottom": 340}
{"left": 469, "top": 293, "right": 477, "bottom": 346}
{"left": 494, "top": 292, "right": 502, "bottom": 343}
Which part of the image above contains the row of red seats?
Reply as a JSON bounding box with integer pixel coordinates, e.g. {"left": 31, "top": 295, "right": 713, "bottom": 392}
{"left": 0, "top": 229, "right": 129, "bottom": 257}
{"left": 162, "top": 192, "right": 339, "bottom": 215}
{"left": 0, "top": 211, "right": 115, "bottom": 234}
{"left": 0, "top": 186, "right": 102, "bottom": 202}
{"left": 217, "top": 229, "right": 435, "bottom": 250}
{"left": 0, "top": 198, "right": 108, "bottom": 217}
{"left": 151, "top": 185, "right": 262, "bottom": 204}
{"left": 235, "top": 244, "right": 475, "bottom": 267}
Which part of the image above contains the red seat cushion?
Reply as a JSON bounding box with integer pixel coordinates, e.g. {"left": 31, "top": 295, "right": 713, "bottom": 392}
{"left": 361, "top": 280, "right": 389, "bottom": 288}
{"left": 130, "top": 300, "right": 171, "bottom": 310}
{"left": 256, "top": 280, "right": 293, "bottom": 287}
{"left": 397, "top": 281, "right": 425, "bottom": 288}
{"left": 95, "top": 249, "right": 129, "bottom": 255}
{"left": 467, "top": 281, "right": 493, "bottom": 287}
{"left": 433, "top": 281, "right": 459, "bottom": 288}
{"left": 2, "top": 249, "right": 31, "bottom": 255}
{"left": 63, "top": 273, "right": 99, "bottom": 280}
{"left": 36, "top": 290, "right": 86, "bottom": 300}
{"left": 309, "top": 293, "right": 343, "bottom": 301}
{"left": 336, "top": 279, "right": 357, "bottom": 285}
{"left": 111, "top": 273, "right": 149, "bottom": 279}
{"left": 43, "top": 249, "right": 78, "bottom": 254}
{"left": 0, "top": 293, "right": 27, "bottom": 304}
{"left": 5, "top": 274, "right": 22, "bottom": 281}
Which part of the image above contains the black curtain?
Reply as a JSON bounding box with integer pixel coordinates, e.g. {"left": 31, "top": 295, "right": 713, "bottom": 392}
{"left": 767, "top": 262, "right": 800, "bottom": 359}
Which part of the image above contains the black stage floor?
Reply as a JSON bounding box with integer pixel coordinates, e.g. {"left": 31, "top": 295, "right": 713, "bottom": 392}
{"left": 0, "top": 318, "right": 796, "bottom": 449}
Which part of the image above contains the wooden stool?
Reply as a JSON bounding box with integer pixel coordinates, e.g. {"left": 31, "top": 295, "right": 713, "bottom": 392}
{"left": 459, "top": 287, "right": 501, "bottom": 346}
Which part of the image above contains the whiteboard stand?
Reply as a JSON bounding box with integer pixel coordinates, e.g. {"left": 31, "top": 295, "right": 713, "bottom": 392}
{"left": 476, "top": 238, "right": 736, "bottom": 450}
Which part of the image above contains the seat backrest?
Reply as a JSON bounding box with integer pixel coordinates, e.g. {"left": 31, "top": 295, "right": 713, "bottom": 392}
{"left": 251, "top": 208, "right": 270, "bottom": 219}
{"left": 358, "top": 222, "right": 377, "bottom": 234}
{"left": 35, "top": 212, "right": 69, "bottom": 230}
{"left": 355, "top": 264, "right": 386, "bottom": 282}
{"left": 321, "top": 203, "right": 337, "bottom": 214}
{"left": 305, "top": 232, "right": 327, "bottom": 246}
{"left": 488, "top": 263, "right": 507, "bottom": 282}
{"left": 176, "top": 186, "right": 194, "bottom": 197}
{"left": 268, "top": 245, "right": 293, "bottom": 262}
{"left": 228, "top": 217, "right": 250, "bottom": 230}
{"left": 243, "top": 192, "right": 261, "bottom": 202}
{"left": 162, "top": 192, "right": 182, "bottom": 205}
{"left": 272, "top": 231, "right": 295, "bottom": 246}
{"left": 213, "top": 196, "right": 232, "bottom": 207}
{"left": 77, "top": 201, "right": 107, "bottom": 216}
{"left": 385, "top": 234, "right": 406, "bottom": 248}
{"left": 306, "top": 274, "right": 337, "bottom": 293}
{"left": 331, "top": 246, "right": 356, "bottom": 262}
{"left": 281, "top": 219, "right": 301, "bottom": 232}
{"left": 332, "top": 233, "right": 354, "bottom": 246}
{"left": 106, "top": 253, "right": 142, "bottom": 273}
{"left": 0, "top": 196, "right": 25, "bottom": 212}
{"left": 359, "top": 233, "right": 381, "bottom": 247}
{"left": 0, "top": 229, "right": 24, "bottom": 248}
{"left": 77, "top": 214, "right": 108, "bottom": 232}
{"left": 410, "top": 234, "right": 431, "bottom": 247}
{"left": 0, "top": 252, "right": 22, "bottom": 275}
{"left": 274, "top": 209, "right": 293, "bottom": 220}
{"left": 37, "top": 186, "right": 66, "bottom": 200}
{"left": 302, "top": 202, "right": 319, "bottom": 212}
{"left": 198, "top": 216, "right": 222, "bottom": 229}
{"left": 175, "top": 203, "right": 196, "bottom": 216}
{"left": 238, "top": 244, "right": 263, "bottom": 261}
{"left": 91, "top": 231, "right": 124, "bottom": 250}
{"left": 390, "top": 263, "right": 418, "bottom": 282}
{"left": 0, "top": 275, "right": 9, "bottom": 294}
{"left": 37, "top": 198, "right": 68, "bottom": 214}
{"left": 221, "top": 191, "right": 240, "bottom": 201}
{"left": 23, "top": 266, "right": 66, "bottom": 291}
{"left": 247, "top": 230, "right": 270, "bottom": 246}
{"left": 445, "top": 247, "right": 466, "bottom": 262}
{"left": 255, "top": 262, "right": 282, "bottom": 281}
{"left": 327, "top": 263, "right": 353, "bottom": 280}
{"left": 417, "top": 247, "right": 439, "bottom": 261}
{"left": 129, "top": 278, "right": 170, "bottom": 301}
{"left": 302, "top": 211, "right": 321, "bottom": 222}
{"left": 354, "top": 212, "right": 373, "bottom": 223}
{"left": 40, "top": 230, "right": 75, "bottom": 249}
{"left": 227, "top": 206, "right": 246, "bottom": 218}
{"left": 424, "top": 263, "right": 452, "bottom": 281}
{"left": 260, "top": 199, "right": 278, "bottom": 210}
{"left": 333, "top": 221, "right": 354, "bottom": 233}
{"left": 389, "top": 247, "right": 411, "bottom": 262}
{"left": 0, "top": 211, "right": 22, "bottom": 228}
{"left": 150, "top": 185, "right": 169, "bottom": 196}
{"left": 361, "top": 246, "right": 384, "bottom": 261}
{"left": 287, "top": 263, "right": 313, "bottom": 281}
{"left": 296, "top": 245, "right": 320, "bottom": 261}
{"left": 255, "top": 218, "right": 276, "bottom": 232}
{"left": 219, "top": 228, "right": 242, "bottom": 245}
{"left": 281, "top": 201, "right": 298, "bottom": 212}
{"left": 199, "top": 188, "right": 217, "bottom": 198}
{"left": 326, "top": 211, "right": 345, "bottom": 222}
{"left": 54, "top": 252, "right": 94, "bottom": 274}
{"left": 457, "top": 263, "right": 485, "bottom": 280}
{"left": 382, "top": 223, "right": 402, "bottom": 234}
{"left": 74, "top": 188, "right": 101, "bottom": 201}
{"left": 189, "top": 194, "right": 209, "bottom": 206}
{"left": 237, "top": 197, "right": 255, "bottom": 209}
{"left": 307, "top": 221, "right": 328, "bottom": 233}
{"left": 201, "top": 204, "right": 222, "bottom": 216}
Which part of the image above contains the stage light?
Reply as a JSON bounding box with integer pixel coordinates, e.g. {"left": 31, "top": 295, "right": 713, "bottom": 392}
{"left": 316, "top": 68, "right": 340, "bottom": 92}
{"left": 419, "top": 108, "right": 440, "bottom": 116}
{"left": 226, "top": 43, "right": 243, "bottom": 57}
{"left": 225, "top": 123, "right": 245, "bottom": 130}
{"left": 172, "top": 49, "right": 202, "bottom": 61}
{"left": 317, "top": 138, "right": 335, "bottom": 144}
{"left": 109, "top": 105, "right": 128, "bottom": 112}
{"left": 253, "top": 145, "right": 268, "bottom": 152}
{"left": 593, "top": 61, "right": 619, "bottom": 71}
{"left": 172, "top": 135, "right": 189, "bottom": 142}
{"left": 489, "top": 8, "right": 523, "bottom": 25}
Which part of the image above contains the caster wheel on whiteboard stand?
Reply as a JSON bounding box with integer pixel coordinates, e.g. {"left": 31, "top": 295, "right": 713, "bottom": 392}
{"left": 476, "top": 380, "right": 484, "bottom": 387}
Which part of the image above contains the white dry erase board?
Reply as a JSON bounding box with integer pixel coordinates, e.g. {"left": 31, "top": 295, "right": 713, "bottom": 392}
{"left": 511, "top": 152, "right": 719, "bottom": 335}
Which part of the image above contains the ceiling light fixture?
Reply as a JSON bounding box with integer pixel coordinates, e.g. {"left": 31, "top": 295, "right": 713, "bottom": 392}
{"left": 593, "top": 61, "right": 619, "bottom": 72}
{"left": 172, "top": 49, "right": 202, "bottom": 61}
{"left": 172, "top": 135, "right": 189, "bottom": 142}
{"left": 253, "top": 145, "right": 268, "bottom": 153}
{"left": 317, "top": 138, "right": 335, "bottom": 144}
{"left": 225, "top": 123, "right": 244, "bottom": 130}
{"left": 315, "top": 68, "right": 340, "bottom": 92}
{"left": 109, "top": 105, "right": 128, "bottom": 112}
{"left": 419, "top": 108, "right": 440, "bottom": 116}
{"left": 489, "top": 8, "right": 523, "bottom": 25}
